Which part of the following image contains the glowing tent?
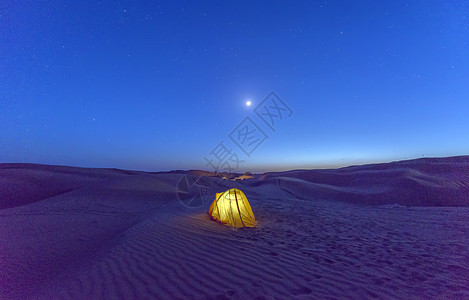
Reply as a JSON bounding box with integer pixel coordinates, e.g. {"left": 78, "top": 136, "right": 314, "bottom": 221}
{"left": 208, "top": 188, "right": 256, "bottom": 228}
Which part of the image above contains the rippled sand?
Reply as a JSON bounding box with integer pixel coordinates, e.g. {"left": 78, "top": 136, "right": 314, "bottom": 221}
{"left": 1, "top": 158, "right": 468, "bottom": 299}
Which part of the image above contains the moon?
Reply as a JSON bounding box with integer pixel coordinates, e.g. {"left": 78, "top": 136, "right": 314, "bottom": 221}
{"left": 246, "top": 100, "right": 252, "bottom": 107}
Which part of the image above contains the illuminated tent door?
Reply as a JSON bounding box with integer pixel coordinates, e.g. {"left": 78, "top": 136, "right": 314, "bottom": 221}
{"left": 208, "top": 188, "right": 256, "bottom": 228}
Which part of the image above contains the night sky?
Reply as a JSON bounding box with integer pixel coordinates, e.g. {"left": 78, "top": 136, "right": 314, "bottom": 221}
{"left": 1, "top": 1, "right": 468, "bottom": 172}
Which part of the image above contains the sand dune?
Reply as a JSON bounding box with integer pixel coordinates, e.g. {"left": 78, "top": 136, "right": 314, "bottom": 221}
{"left": 1, "top": 157, "right": 469, "bottom": 299}
{"left": 256, "top": 156, "right": 469, "bottom": 207}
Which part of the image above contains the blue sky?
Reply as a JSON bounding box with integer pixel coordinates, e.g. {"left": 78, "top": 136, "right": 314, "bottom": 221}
{"left": 1, "top": 1, "right": 468, "bottom": 172}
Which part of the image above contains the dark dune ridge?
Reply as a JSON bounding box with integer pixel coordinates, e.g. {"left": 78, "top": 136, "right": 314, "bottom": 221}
{"left": 252, "top": 155, "right": 469, "bottom": 207}
{"left": 2, "top": 156, "right": 468, "bottom": 210}
{"left": 0, "top": 163, "right": 138, "bottom": 210}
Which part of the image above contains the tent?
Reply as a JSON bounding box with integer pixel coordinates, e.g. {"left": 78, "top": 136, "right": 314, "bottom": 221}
{"left": 208, "top": 188, "right": 256, "bottom": 228}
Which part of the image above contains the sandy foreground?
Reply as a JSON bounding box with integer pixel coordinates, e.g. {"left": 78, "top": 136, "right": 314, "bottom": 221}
{"left": 1, "top": 157, "right": 469, "bottom": 299}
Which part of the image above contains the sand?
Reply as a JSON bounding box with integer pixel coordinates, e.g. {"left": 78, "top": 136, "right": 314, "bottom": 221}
{"left": 1, "top": 157, "right": 469, "bottom": 299}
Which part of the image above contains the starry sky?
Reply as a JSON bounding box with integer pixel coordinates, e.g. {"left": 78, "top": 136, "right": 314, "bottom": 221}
{"left": 1, "top": 1, "right": 468, "bottom": 172}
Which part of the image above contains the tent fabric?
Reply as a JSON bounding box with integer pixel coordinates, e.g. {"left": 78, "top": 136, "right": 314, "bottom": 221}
{"left": 208, "top": 188, "right": 256, "bottom": 228}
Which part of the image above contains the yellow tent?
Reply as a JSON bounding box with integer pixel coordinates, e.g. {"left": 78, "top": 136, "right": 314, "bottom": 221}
{"left": 208, "top": 188, "right": 256, "bottom": 228}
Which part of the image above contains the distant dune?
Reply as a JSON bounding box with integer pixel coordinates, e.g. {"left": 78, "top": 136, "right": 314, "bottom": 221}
{"left": 1, "top": 156, "right": 468, "bottom": 299}
{"left": 254, "top": 155, "right": 469, "bottom": 207}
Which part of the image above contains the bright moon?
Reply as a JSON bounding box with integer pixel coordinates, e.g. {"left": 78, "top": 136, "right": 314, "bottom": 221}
{"left": 246, "top": 100, "right": 252, "bottom": 106}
